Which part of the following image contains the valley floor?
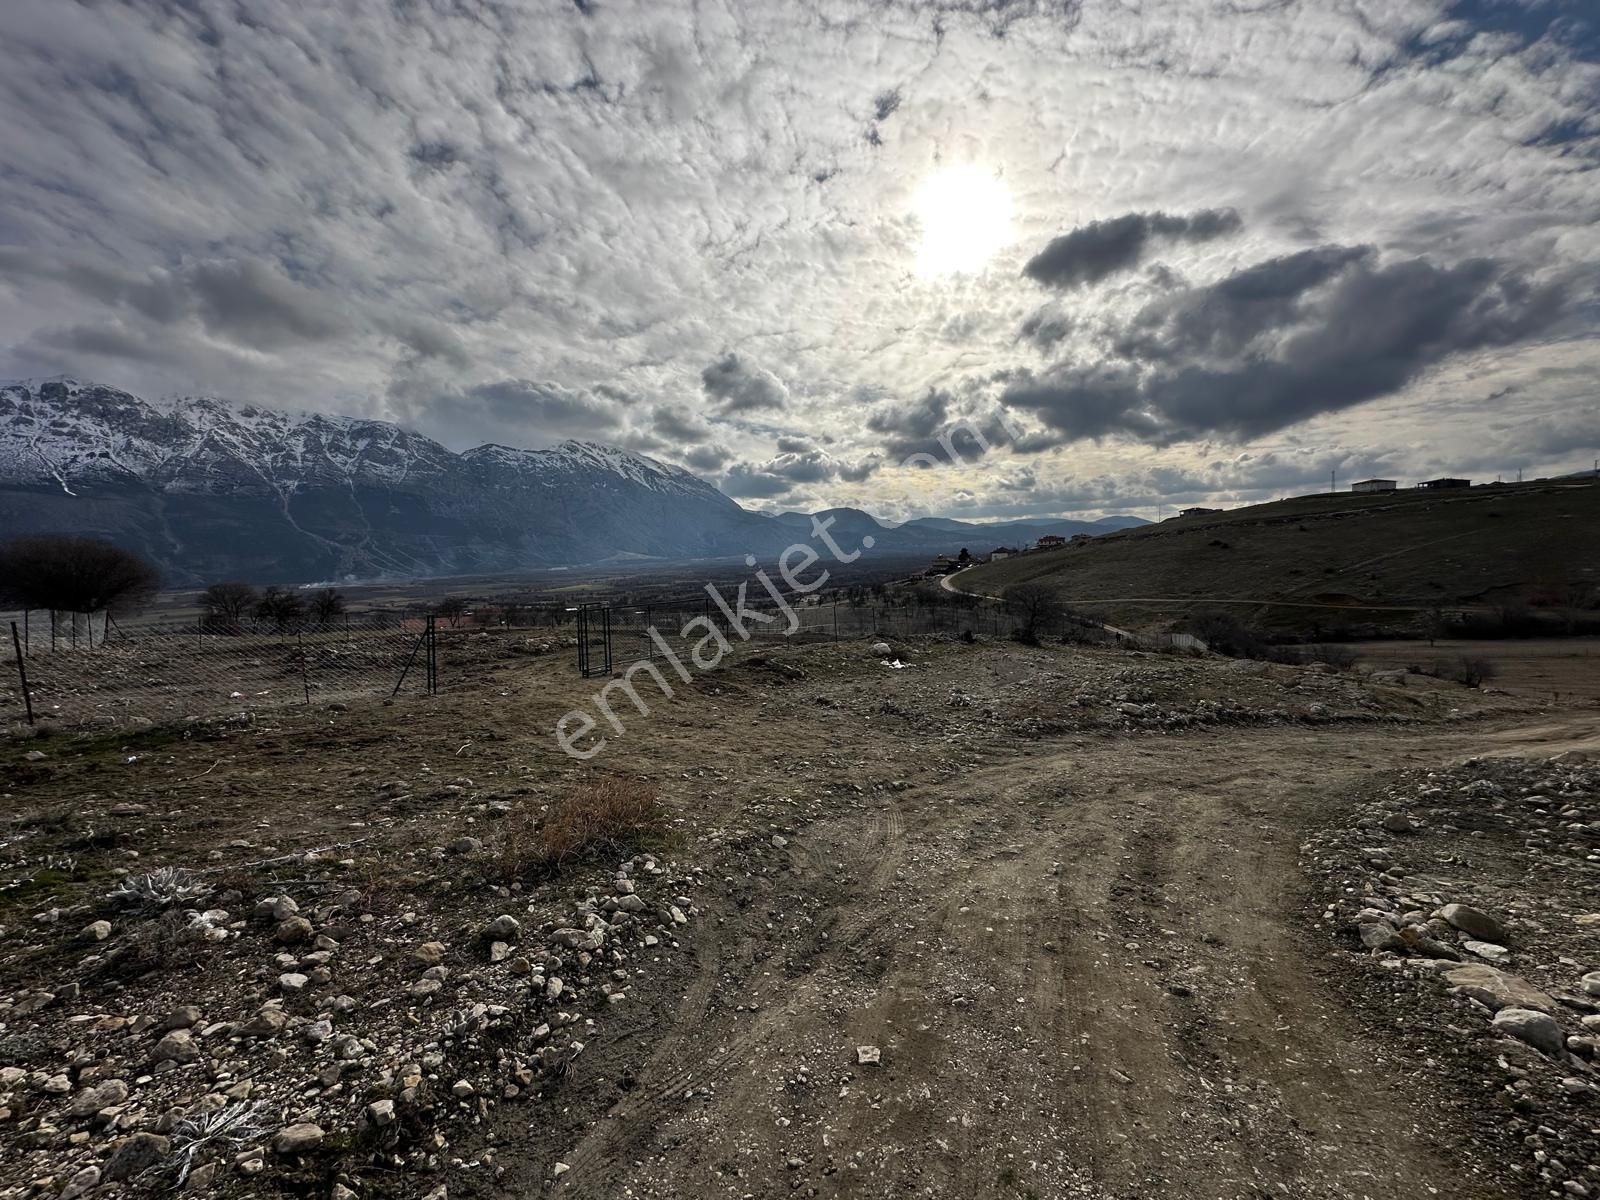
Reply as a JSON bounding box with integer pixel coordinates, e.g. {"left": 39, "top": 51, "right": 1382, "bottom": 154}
{"left": 2, "top": 634, "right": 1597, "bottom": 1200}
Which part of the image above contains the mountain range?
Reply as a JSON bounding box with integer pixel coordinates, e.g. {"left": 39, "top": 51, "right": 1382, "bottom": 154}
{"left": 0, "top": 378, "right": 1145, "bottom": 585}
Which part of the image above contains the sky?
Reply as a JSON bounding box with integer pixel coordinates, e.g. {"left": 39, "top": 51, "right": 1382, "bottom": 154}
{"left": 2, "top": 0, "right": 1598, "bottom": 522}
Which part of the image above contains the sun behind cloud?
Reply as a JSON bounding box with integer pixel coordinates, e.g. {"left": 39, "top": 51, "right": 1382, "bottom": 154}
{"left": 912, "top": 164, "right": 1014, "bottom": 277}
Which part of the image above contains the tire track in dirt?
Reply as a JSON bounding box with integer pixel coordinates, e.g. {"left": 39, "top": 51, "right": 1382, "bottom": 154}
{"left": 554, "top": 716, "right": 1600, "bottom": 1198}
{"left": 554, "top": 787, "right": 912, "bottom": 1194}
{"left": 552, "top": 933, "right": 725, "bottom": 1184}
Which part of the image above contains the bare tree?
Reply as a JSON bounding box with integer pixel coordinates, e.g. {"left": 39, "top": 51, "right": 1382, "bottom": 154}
{"left": 1004, "top": 582, "right": 1064, "bottom": 643}
{"left": 435, "top": 596, "right": 469, "bottom": 627}
{"left": 309, "top": 588, "right": 346, "bottom": 623}
{"left": 254, "top": 586, "right": 305, "bottom": 631}
{"left": 200, "top": 581, "right": 259, "bottom": 629}
{"left": 0, "top": 535, "right": 160, "bottom": 624}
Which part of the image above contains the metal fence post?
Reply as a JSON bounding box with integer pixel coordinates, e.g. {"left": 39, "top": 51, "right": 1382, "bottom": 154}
{"left": 297, "top": 630, "right": 311, "bottom": 703}
{"left": 10, "top": 621, "right": 34, "bottom": 725}
{"left": 392, "top": 620, "right": 429, "bottom": 697}
{"left": 427, "top": 615, "right": 437, "bottom": 695}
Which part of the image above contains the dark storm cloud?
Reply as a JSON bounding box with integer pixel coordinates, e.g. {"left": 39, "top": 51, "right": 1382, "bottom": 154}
{"left": 32, "top": 321, "right": 171, "bottom": 364}
{"left": 391, "top": 320, "right": 469, "bottom": 367}
{"left": 0, "top": 249, "right": 350, "bottom": 350}
{"left": 866, "top": 388, "right": 949, "bottom": 441}
{"left": 721, "top": 462, "right": 795, "bottom": 499}
{"left": 682, "top": 443, "right": 734, "bottom": 472}
{"left": 385, "top": 377, "right": 624, "bottom": 449}
{"left": 186, "top": 260, "right": 347, "bottom": 347}
{"left": 1021, "top": 208, "right": 1243, "bottom": 289}
{"left": 866, "top": 388, "right": 1020, "bottom": 464}
{"left": 700, "top": 352, "right": 789, "bottom": 413}
{"left": 1018, "top": 307, "right": 1072, "bottom": 351}
{"left": 720, "top": 447, "right": 879, "bottom": 499}
{"left": 464, "top": 380, "right": 620, "bottom": 433}
{"left": 1112, "top": 244, "right": 1374, "bottom": 362}
{"left": 651, "top": 404, "right": 713, "bottom": 443}
{"left": 1003, "top": 246, "right": 1571, "bottom": 445}
{"left": 643, "top": 405, "right": 740, "bottom": 475}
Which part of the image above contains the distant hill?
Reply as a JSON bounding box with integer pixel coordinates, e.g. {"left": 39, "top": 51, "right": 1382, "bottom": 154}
{"left": 958, "top": 481, "right": 1600, "bottom": 634}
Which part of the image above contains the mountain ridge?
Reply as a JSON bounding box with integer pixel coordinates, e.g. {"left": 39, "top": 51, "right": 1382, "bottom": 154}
{"left": 0, "top": 378, "right": 1145, "bottom": 584}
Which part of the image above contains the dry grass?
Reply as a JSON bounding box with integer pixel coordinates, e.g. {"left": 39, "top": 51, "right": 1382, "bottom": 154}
{"left": 496, "top": 776, "right": 664, "bottom": 879}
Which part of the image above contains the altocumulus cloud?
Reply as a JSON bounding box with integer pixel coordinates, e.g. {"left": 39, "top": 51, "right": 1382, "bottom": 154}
{"left": 1, "top": 0, "right": 1598, "bottom": 514}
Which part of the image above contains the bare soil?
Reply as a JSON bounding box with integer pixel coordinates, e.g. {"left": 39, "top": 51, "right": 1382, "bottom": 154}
{"left": 1351, "top": 637, "right": 1600, "bottom": 702}
{"left": 2, "top": 633, "right": 1596, "bottom": 1200}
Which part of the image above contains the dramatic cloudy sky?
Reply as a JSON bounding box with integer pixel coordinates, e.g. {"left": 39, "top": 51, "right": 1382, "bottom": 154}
{"left": 2, "top": 0, "right": 1598, "bottom": 520}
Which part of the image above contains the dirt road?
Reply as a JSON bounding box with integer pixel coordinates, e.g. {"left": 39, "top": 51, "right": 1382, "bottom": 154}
{"left": 503, "top": 709, "right": 1597, "bottom": 1199}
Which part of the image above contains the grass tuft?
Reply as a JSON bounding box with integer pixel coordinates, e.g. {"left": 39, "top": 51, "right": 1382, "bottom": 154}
{"left": 496, "top": 776, "right": 664, "bottom": 879}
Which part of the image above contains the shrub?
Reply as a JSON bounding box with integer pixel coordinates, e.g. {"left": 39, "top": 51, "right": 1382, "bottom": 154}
{"left": 1449, "top": 655, "right": 1496, "bottom": 687}
{"left": 497, "top": 777, "right": 664, "bottom": 878}
{"left": 1182, "top": 609, "right": 1272, "bottom": 659}
{"left": 1308, "top": 644, "right": 1358, "bottom": 671}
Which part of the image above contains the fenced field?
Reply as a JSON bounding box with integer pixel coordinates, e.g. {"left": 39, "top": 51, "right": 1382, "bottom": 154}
{"left": 570, "top": 595, "right": 1172, "bottom": 677}
{"left": 4, "top": 613, "right": 437, "bottom": 729}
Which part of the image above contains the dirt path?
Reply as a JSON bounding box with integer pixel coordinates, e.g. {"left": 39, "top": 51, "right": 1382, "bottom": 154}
{"left": 534, "top": 713, "right": 1596, "bottom": 1199}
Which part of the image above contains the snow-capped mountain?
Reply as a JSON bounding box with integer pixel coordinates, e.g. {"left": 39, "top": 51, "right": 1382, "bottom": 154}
{"left": 0, "top": 378, "right": 1144, "bottom": 585}
{"left": 0, "top": 378, "right": 754, "bottom": 582}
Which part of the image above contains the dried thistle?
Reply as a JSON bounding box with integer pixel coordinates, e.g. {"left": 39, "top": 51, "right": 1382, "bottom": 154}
{"left": 106, "top": 866, "right": 212, "bottom": 909}
{"left": 167, "top": 1102, "right": 271, "bottom": 1188}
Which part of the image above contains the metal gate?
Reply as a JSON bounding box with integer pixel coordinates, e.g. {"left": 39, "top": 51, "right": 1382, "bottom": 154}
{"left": 576, "top": 604, "right": 612, "bottom": 678}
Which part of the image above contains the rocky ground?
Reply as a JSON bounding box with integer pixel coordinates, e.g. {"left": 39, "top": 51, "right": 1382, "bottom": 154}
{"left": 1303, "top": 752, "right": 1600, "bottom": 1198}
{"left": 0, "top": 630, "right": 1595, "bottom": 1199}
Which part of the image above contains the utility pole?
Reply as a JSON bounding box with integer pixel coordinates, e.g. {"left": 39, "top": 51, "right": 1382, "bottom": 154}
{"left": 1330, "top": 467, "right": 1336, "bottom": 494}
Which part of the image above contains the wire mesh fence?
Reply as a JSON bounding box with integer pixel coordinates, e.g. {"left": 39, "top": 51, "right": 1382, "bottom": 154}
{"left": 573, "top": 596, "right": 1154, "bottom": 676}
{"left": 4, "top": 612, "right": 436, "bottom": 730}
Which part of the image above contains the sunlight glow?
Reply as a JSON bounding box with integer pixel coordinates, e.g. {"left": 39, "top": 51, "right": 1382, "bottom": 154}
{"left": 913, "top": 164, "right": 1013, "bottom": 277}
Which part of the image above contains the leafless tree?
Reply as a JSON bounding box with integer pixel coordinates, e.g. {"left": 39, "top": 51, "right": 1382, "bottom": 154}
{"left": 254, "top": 586, "right": 305, "bottom": 631}
{"left": 200, "top": 581, "right": 259, "bottom": 628}
{"left": 1004, "top": 582, "right": 1064, "bottom": 643}
{"left": 309, "top": 588, "right": 346, "bottom": 623}
{"left": 435, "top": 596, "right": 468, "bottom": 627}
